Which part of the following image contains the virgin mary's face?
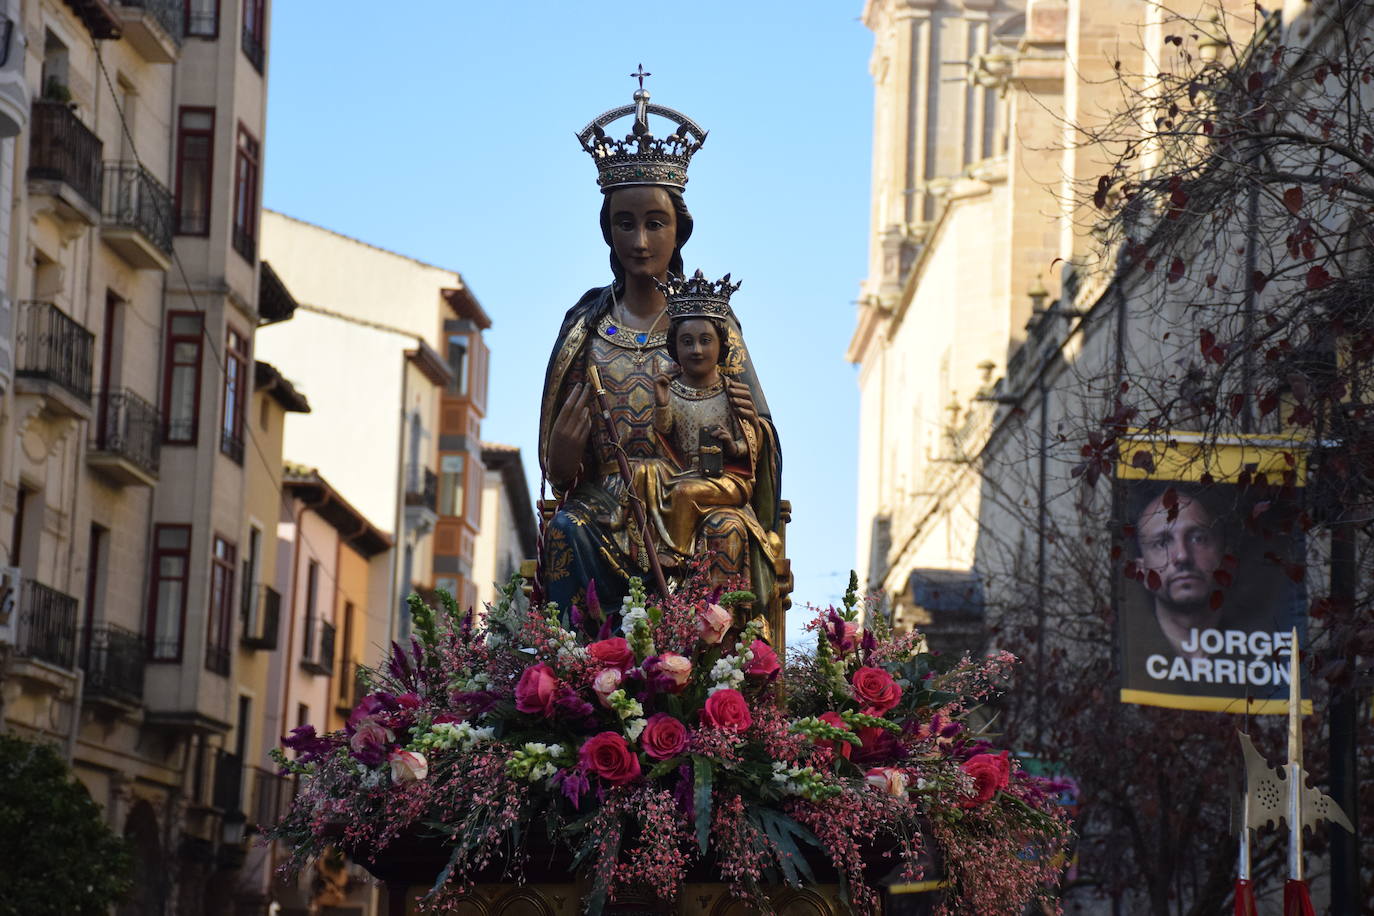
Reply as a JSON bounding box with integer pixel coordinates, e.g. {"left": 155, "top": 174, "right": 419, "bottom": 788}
{"left": 608, "top": 186, "right": 676, "bottom": 281}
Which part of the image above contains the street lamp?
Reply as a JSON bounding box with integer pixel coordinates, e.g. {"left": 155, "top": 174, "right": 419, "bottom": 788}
{"left": 1196, "top": 14, "right": 1225, "bottom": 64}
{"left": 1027, "top": 274, "right": 1050, "bottom": 314}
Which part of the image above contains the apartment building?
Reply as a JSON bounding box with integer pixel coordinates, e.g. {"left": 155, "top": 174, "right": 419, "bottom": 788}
{"left": 0, "top": 1, "right": 280, "bottom": 913}
{"left": 255, "top": 211, "right": 493, "bottom": 640}
{"left": 472, "top": 441, "right": 538, "bottom": 611}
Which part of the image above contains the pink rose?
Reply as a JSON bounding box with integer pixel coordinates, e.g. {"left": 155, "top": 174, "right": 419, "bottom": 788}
{"left": 515, "top": 663, "right": 558, "bottom": 717}
{"left": 745, "top": 640, "right": 780, "bottom": 679}
{"left": 851, "top": 666, "right": 902, "bottom": 715}
{"left": 640, "top": 713, "right": 689, "bottom": 760}
{"left": 349, "top": 719, "right": 394, "bottom": 766}
{"left": 959, "top": 752, "right": 1011, "bottom": 808}
{"left": 655, "top": 653, "right": 692, "bottom": 692}
{"left": 591, "top": 667, "right": 623, "bottom": 708}
{"left": 587, "top": 637, "right": 635, "bottom": 671}
{"left": 700, "top": 688, "right": 753, "bottom": 732}
{"left": 865, "top": 767, "right": 908, "bottom": 797}
{"left": 698, "top": 602, "right": 732, "bottom": 645}
{"left": 814, "top": 711, "right": 852, "bottom": 760}
{"left": 578, "top": 731, "right": 642, "bottom": 786}
{"left": 388, "top": 749, "right": 429, "bottom": 783}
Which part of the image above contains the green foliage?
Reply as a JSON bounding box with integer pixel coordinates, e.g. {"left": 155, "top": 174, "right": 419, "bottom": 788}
{"left": 0, "top": 733, "right": 133, "bottom": 916}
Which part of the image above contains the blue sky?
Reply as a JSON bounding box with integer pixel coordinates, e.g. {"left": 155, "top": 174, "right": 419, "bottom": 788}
{"left": 263, "top": 3, "right": 875, "bottom": 643}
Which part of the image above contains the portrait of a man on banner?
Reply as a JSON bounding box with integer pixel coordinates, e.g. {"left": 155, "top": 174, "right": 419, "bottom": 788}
{"left": 1116, "top": 439, "right": 1310, "bottom": 714}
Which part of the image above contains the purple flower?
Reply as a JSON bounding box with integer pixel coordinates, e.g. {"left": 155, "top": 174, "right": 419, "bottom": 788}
{"left": 281, "top": 725, "right": 334, "bottom": 767}
{"left": 553, "top": 684, "right": 595, "bottom": 722}
{"left": 552, "top": 767, "right": 590, "bottom": 809}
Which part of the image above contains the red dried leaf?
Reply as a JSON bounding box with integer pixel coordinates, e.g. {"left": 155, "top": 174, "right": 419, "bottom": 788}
{"left": 1146, "top": 569, "right": 1162, "bottom": 591}
{"left": 1205, "top": 273, "right": 1217, "bottom": 289}
{"left": 1251, "top": 270, "right": 1269, "bottom": 293}
{"left": 1228, "top": 393, "right": 1245, "bottom": 417}
{"left": 1213, "top": 569, "right": 1233, "bottom": 587}
{"left": 1285, "top": 564, "right": 1306, "bottom": 583}
{"left": 1283, "top": 186, "right": 1303, "bottom": 214}
{"left": 1167, "top": 257, "right": 1185, "bottom": 283}
{"left": 1132, "top": 450, "right": 1156, "bottom": 472}
{"left": 1306, "top": 265, "right": 1331, "bottom": 289}
{"left": 1199, "top": 329, "right": 1216, "bottom": 356}
{"left": 1209, "top": 590, "right": 1225, "bottom": 610}
{"left": 1221, "top": 553, "right": 1238, "bottom": 572}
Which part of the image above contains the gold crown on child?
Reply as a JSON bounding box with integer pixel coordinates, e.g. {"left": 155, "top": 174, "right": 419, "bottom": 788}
{"left": 659, "top": 270, "right": 741, "bottom": 321}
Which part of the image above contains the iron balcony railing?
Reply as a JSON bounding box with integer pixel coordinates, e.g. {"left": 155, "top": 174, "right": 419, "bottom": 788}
{"left": 301, "top": 619, "right": 335, "bottom": 676}
{"left": 336, "top": 657, "right": 367, "bottom": 713}
{"left": 15, "top": 301, "right": 95, "bottom": 402}
{"left": 28, "top": 100, "right": 103, "bottom": 210}
{"left": 211, "top": 748, "right": 243, "bottom": 813}
{"left": 80, "top": 622, "right": 146, "bottom": 704}
{"left": 92, "top": 389, "right": 161, "bottom": 476}
{"left": 405, "top": 467, "right": 439, "bottom": 512}
{"left": 15, "top": 579, "right": 79, "bottom": 669}
{"left": 102, "top": 161, "right": 174, "bottom": 254}
{"left": 240, "top": 583, "right": 280, "bottom": 650}
{"left": 117, "top": 0, "right": 184, "bottom": 45}
{"left": 246, "top": 764, "right": 291, "bottom": 830}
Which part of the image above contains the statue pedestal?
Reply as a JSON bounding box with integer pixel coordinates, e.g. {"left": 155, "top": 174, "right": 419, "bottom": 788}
{"left": 355, "top": 832, "right": 917, "bottom": 915}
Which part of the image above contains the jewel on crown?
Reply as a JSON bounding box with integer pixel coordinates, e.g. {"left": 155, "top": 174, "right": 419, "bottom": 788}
{"left": 577, "top": 65, "right": 708, "bottom": 193}
{"left": 659, "top": 270, "right": 741, "bottom": 322}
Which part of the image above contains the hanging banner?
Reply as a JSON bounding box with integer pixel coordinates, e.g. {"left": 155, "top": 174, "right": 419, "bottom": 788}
{"left": 1115, "top": 436, "right": 1310, "bottom": 714}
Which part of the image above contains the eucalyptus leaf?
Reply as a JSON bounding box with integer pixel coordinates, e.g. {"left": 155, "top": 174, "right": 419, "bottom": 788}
{"left": 693, "top": 755, "right": 714, "bottom": 854}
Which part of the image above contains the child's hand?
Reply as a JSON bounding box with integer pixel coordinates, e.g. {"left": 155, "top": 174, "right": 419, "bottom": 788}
{"left": 653, "top": 373, "right": 673, "bottom": 406}
{"left": 709, "top": 425, "right": 743, "bottom": 458}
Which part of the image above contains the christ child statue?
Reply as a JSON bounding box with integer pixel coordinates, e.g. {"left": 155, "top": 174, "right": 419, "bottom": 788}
{"left": 628, "top": 272, "right": 767, "bottom": 572}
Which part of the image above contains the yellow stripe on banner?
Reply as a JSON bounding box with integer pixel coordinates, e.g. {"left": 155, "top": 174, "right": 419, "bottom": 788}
{"left": 1115, "top": 433, "right": 1310, "bottom": 485}
{"left": 889, "top": 880, "right": 949, "bottom": 894}
{"left": 1120, "top": 689, "right": 1313, "bottom": 715}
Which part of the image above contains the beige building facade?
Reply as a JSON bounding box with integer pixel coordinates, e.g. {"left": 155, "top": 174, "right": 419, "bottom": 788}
{"left": 256, "top": 210, "right": 493, "bottom": 636}
{"left": 472, "top": 442, "right": 538, "bottom": 611}
{"left": 0, "top": 1, "right": 284, "bottom": 913}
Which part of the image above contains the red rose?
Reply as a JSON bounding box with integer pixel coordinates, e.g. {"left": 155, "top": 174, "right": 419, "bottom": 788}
{"left": 640, "top": 713, "right": 689, "bottom": 760}
{"left": 814, "top": 711, "right": 852, "bottom": 760}
{"left": 587, "top": 637, "right": 635, "bottom": 672}
{"left": 959, "top": 752, "right": 1011, "bottom": 808}
{"left": 851, "top": 666, "right": 902, "bottom": 715}
{"left": 579, "top": 731, "right": 642, "bottom": 786}
{"left": 700, "top": 688, "right": 753, "bottom": 732}
{"left": 514, "top": 663, "right": 558, "bottom": 717}
{"left": 745, "top": 639, "right": 780, "bottom": 679}
{"left": 852, "top": 725, "right": 901, "bottom": 765}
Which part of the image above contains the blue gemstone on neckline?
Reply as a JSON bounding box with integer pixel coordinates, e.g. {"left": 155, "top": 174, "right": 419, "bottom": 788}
{"left": 635, "top": 333, "right": 648, "bottom": 344}
{"left": 606, "top": 325, "right": 618, "bottom": 335}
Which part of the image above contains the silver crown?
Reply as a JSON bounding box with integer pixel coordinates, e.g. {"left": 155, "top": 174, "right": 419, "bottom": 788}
{"left": 577, "top": 65, "right": 708, "bottom": 193}
{"left": 659, "top": 270, "right": 741, "bottom": 321}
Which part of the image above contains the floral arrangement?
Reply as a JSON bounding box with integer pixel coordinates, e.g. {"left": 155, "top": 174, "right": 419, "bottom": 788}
{"left": 271, "top": 571, "right": 1073, "bottom": 915}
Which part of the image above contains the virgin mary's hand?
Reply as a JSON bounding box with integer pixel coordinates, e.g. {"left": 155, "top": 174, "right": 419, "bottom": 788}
{"left": 548, "top": 382, "right": 593, "bottom": 486}
{"left": 726, "top": 378, "right": 757, "bottom": 427}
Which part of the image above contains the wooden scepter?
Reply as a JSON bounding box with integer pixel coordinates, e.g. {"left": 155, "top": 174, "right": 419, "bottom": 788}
{"left": 586, "top": 364, "right": 669, "bottom": 598}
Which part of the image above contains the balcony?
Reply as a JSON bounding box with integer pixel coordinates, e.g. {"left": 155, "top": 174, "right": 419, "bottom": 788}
{"left": 239, "top": 584, "right": 280, "bottom": 651}
{"left": 88, "top": 389, "right": 160, "bottom": 486}
{"left": 15, "top": 302, "right": 94, "bottom": 419}
{"left": 101, "top": 161, "right": 173, "bottom": 270}
{"left": 300, "top": 619, "right": 334, "bottom": 676}
{"left": 28, "top": 100, "right": 103, "bottom": 226}
{"left": 404, "top": 466, "right": 439, "bottom": 535}
{"left": 114, "top": 0, "right": 183, "bottom": 63}
{"left": 246, "top": 765, "right": 291, "bottom": 831}
{"left": 211, "top": 748, "right": 244, "bottom": 814}
{"left": 14, "top": 579, "right": 79, "bottom": 670}
{"left": 80, "top": 622, "right": 146, "bottom": 707}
